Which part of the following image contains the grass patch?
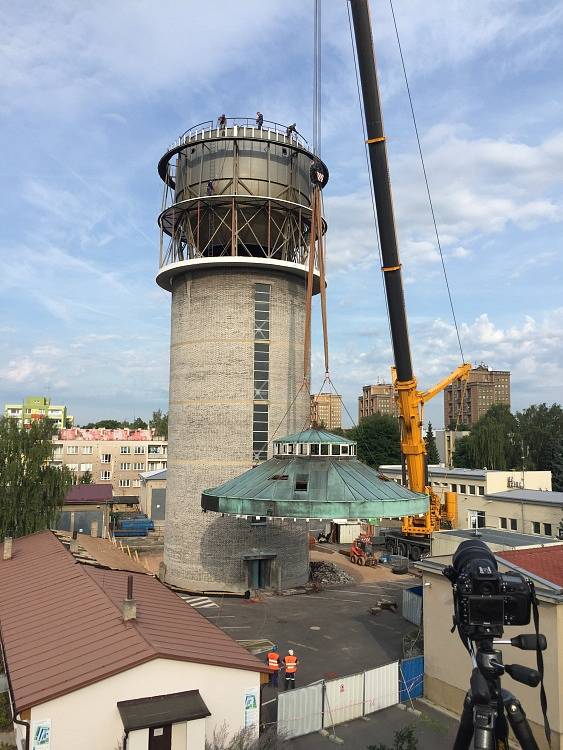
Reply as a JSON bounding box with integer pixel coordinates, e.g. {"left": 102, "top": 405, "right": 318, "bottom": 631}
{"left": 0, "top": 691, "right": 12, "bottom": 731}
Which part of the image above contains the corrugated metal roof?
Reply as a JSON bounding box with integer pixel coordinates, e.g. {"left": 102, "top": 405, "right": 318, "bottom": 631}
{"left": 434, "top": 528, "right": 562, "bottom": 547}
{"left": 0, "top": 532, "right": 266, "bottom": 712}
{"left": 140, "top": 469, "right": 167, "bottom": 481}
{"left": 497, "top": 546, "right": 563, "bottom": 588}
{"left": 380, "top": 465, "right": 486, "bottom": 478}
{"left": 275, "top": 428, "right": 355, "bottom": 445}
{"left": 487, "top": 489, "right": 563, "bottom": 506}
{"left": 64, "top": 483, "right": 113, "bottom": 503}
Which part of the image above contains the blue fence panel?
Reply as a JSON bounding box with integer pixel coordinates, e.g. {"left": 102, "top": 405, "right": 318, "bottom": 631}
{"left": 399, "top": 656, "right": 424, "bottom": 702}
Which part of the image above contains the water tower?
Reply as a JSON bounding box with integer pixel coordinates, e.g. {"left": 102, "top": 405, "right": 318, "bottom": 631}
{"left": 157, "top": 117, "right": 329, "bottom": 591}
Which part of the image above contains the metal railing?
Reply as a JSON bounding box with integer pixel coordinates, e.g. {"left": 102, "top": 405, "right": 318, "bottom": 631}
{"left": 166, "top": 116, "right": 308, "bottom": 152}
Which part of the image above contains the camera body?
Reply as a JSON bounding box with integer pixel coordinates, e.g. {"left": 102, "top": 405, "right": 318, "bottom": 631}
{"left": 444, "top": 540, "right": 532, "bottom": 628}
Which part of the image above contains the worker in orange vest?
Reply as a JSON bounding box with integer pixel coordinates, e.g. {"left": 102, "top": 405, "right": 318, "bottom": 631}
{"left": 283, "top": 649, "right": 299, "bottom": 690}
{"left": 266, "top": 645, "right": 281, "bottom": 688}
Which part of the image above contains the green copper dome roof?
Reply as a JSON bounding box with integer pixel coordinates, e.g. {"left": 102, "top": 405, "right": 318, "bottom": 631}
{"left": 274, "top": 428, "right": 356, "bottom": 445}
{"left": 201, "top": 452, "right": 428, "bottom": 520}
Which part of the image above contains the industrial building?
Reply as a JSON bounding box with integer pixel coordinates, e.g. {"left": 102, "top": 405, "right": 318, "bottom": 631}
{"left": 418, "top": 544, "right": 563, "bottom": 750}
{"left": 156, "top": 117, "right": 328, "bottom": 592}
{"left": 52, "top": 427, "right": 167, "bottom": 499}
{"left": 443, "top": 363, "right": 510, "bottom": 428}
{"left": 3, "top": 395, "right": 73, "bottom": 429}
{"left": 139, "top": 469, "right": 167, "bottom": 532}
{"left": 358, "top": 382, "right": 398, "bottom": 421}
{"left": 379, "top": 465, "right": 553, "bottom": 532}
{"left": 0, "top": 532, "right": 267, "bottom": 750}
{"left": 310, "top": 392, "right": 342, "bottom": 430}
{"left": 55, "top": 483, "right": 114, "bottom": 538}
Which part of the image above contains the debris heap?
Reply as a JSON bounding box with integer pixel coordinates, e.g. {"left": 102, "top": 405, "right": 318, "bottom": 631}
{"left": 310, "top": 560, "right": 355, "bottom": 586}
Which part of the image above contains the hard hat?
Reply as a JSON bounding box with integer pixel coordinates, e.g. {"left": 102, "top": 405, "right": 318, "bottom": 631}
{"left": 288, "top": 649, "right": 294, "bottom": 656}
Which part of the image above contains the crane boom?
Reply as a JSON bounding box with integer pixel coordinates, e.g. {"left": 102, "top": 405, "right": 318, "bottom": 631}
{"left": 349, "top": 0, "right": 470, "bottom": 541}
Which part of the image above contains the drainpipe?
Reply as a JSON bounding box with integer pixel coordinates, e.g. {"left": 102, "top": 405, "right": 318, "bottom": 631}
{"left": 0, "top": 627, "right": 30, "bottom": 750}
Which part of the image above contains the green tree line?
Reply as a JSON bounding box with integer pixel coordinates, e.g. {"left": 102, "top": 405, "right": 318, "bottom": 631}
{"left": 453, "top": 403, "right": 563, "bottom": 491}
{"left": 79, "top": 409, "right": 168, "bottom": 438}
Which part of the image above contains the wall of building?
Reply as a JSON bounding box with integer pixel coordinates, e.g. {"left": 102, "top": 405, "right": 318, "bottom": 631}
{"left": 27, "top": 657, "right": 260, "bottom": 750}
{"left": 422, "top": 568, "right": 562, "bottom": 750}
{"left": 165, "top": 268, "right": 310, "bottom": 591}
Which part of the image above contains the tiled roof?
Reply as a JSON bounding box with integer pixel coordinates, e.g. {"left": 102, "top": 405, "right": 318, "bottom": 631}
{"left": 497, "top": 546, "right": 563, "bottom": 588}
{"left": 0, "top": 532, "right": 266, "bottom": 712}
{"left": 64, "top": 483, "right": 113, "bottom": 503}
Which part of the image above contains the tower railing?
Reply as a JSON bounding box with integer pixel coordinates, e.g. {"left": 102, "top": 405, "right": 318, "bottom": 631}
{"left": 167, "top": 117, "right": 308, "bottom": 153}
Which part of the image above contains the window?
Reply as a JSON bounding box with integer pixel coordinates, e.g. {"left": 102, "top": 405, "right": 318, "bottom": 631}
{"left": 120, "top": 463, "right": 131, "bottom": 470}
{"left": 320, "top": 444, "right": 329, "bottom": 455}
{"left": 148, "top": 445, "right": 161, "bottom": 454}
{"left": 133, "top": 479, "right": 141, "bottom": 488}
{"left": 532, "top": 522, "right": 540, "bottom": 534}
{"left": 101, "top": 454, "right": 111, "bottom": 464}
{"left": 478, "top": 486, "right": 484, "bottom": 496}
{"left": 100, "top": 471, "right": 111, "bottom": 481}
{"left": 254, "top": 342, "right": 269, "bottom": 399}
{"left": 82, "top": 446, "right": 93, "bottom": 454}
{"left": 53, "top": 445, "right": 63, "bottom": 456}
{"left": 67, "top": 464, "right": 79, "bottom": 471}
{"left": 451, "top": 484, "right": 457, "bottom": 492}
{"left": 310, "top": 444, "right": 320, "bottom": 455}
{"left": 459, "top": 484, "right": 466, "bottom": 494}
{"left": 133, "top": 462, "right": 145, "bottom": 470}
{"left": 469, "top": 485, "right": 476, "bottom": 495}
{"left": 254, "top": 283, "right": 271, "bottom": 340}
{"left": 510, "top": 518, "right": 517, "bottom": 531}
{"left": 544, "top": 523, "right": 552, "bottom": 536}
{"left": 134, "top": 446, "right": 145, "bottom": 454}
{"left": 80, "top": 464, "right": 92, "bottom": 472}
{"left": 119, "top": 479, "right": 131, "bottom": 488}
{"left": 120, "top": 446, "right": 131, "bottom": 454}
{"left": 341, "top": 445, "right": 349, "bottom": 455}
{"left": 331, "top": 444, "right": 341, "bottom": 456}
{"left": 252, "top": 403, "right": 268, "bottom": 462}
{"left": 468, "top": 510, "right": 485, "bottom": 529}
{"left": 67, "top": 446, "right": 79, "bottom": 454}
{"left": 499, "top": 517, "right": 507, "bottom": 529}
{"left": 295, "top": 475, "right": 308, "bottom": 492}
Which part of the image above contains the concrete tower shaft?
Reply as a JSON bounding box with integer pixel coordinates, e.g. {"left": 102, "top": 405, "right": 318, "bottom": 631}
{"left": 158, "top": 118, "right": 328, "bottom": 591}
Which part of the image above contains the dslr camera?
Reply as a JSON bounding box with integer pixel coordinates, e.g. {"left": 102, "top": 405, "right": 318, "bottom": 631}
{"left": 444, "top": 539, "right": 532, "bottom": 628}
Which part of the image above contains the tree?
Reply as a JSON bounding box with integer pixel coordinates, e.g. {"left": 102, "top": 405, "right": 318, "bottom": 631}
{"left": 82, "top": 419, "right": 124, "bottom": 429}
{"left": 347, "top": 413, "right": 401, "bottom": 468}
{"left": 517, "top": 403, "right": 563, "bottom": 491}
{"left": 425, "top": 422, "right": 440, "bottom": 465}
{"left": 452, "top": 435, "right": 474, "bottom": 468}
{"left": 150, "top": 409, "right": 168, "bottom": 439}
{"left": 79, "top": 470, "right": 94, "bottom": 485}
{"left": 0, "top": 418, "right": 74, "bottom": 538}
{"left": 130, "top": 417, "right": 148, "bottom": 430}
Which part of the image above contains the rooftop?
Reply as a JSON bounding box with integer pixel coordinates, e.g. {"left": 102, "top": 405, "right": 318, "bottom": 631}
{"left": 64, "top": 483, "right": 113, "bottom": 504}
{"left": 57, "top": 428, "right": 164, "bottom": 442}
{"left": 434, "top": 527, "right": 562, "bottom": 549}
{"left": 487, "top": 489, "right": 563, "bottom": 506}
{"left": 140, "top": 469, "right": 167, "bottom": 482}
{"left": 380, "top": 465, "right": 486, "bottom": 478}
{"left": 274, "top": 428, "right": 355, "bottom": 445}
{"left": 497, "top": 546, "right": 563, "bottom": 588}
{"left": 0, "top": 532, "right": 266, "bottom": 712}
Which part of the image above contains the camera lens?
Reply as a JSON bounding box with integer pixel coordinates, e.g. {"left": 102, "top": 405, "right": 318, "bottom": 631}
{"left": 452, "top": 540, "right": 498, "bottom": 576}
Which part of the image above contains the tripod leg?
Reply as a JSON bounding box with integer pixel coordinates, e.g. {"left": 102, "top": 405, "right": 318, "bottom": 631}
{"left": 453, "top": 693, "right": 475, "bottom": 750}
{"left": 503, "top": 692, "right": 539, "bottom": 750}
{"left": 473, "top": 703, "right": 498, "bottom": 750}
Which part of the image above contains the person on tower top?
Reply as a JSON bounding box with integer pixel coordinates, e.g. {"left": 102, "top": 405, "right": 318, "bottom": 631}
{"left": 256, "top": 111, "right": 264, "bottom": 129}
{"left": 286, "top": 122, "right": 297, "bottom": 138}
{"left": 217, "top": 113, "right": 227, "bottom": 130}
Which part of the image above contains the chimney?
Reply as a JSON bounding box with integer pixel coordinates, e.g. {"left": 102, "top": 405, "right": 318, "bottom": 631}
{"left": 122, "top": 574, "right": 137, "bottom": 621}
{"left": 70, "top": 530, "right": 79, "bottom": 553}
{"left": 3, "top": 537, "right": 13, "bottom": 561}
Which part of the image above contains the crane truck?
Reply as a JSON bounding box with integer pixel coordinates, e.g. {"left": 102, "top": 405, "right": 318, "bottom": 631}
{"left": 349, "top": 0, "right": 471, "bottom": 561}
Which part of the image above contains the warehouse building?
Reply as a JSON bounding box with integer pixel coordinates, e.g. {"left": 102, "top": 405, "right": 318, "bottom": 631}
{"left": 0, "top": 532, "right": 267, "bottom": 750}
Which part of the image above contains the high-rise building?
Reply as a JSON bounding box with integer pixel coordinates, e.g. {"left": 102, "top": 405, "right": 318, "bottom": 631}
{"left": 52, "top": 428, "right": 167, "bottom": 498}
{"left": 3, "top": 396, "right": 73, "bottom": 430}
{"left": 157, "top": 117, "right": 328, "bottom": 591}
{"left": 311, "top": 393, "right": 342, "bottom": 430}
{"left": 444, "top": 364, "right": 510, "bottom": 428}
{"left": 358, "top": 383, "right": 398, "bottom": 421}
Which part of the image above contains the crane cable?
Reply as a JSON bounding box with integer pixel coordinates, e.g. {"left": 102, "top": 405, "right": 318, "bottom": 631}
{"left": 388, "top": 0, "right": 465, "bottom": 364}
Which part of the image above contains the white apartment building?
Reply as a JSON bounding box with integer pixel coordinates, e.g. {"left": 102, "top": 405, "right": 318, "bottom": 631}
{"left": 379, "top": 465, "right": 556, "bottom": 536}
{"left": 52, "top": 428, "right": 167, "bottom": 498}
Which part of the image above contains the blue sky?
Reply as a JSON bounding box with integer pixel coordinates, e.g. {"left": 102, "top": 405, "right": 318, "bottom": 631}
{"left": 1, "top": 0, "right": 562, "bottom": 427}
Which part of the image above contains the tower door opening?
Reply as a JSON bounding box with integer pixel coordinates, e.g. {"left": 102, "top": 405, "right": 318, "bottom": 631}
{"left": 247, "top": 557, "right": 272, "bottom": 589}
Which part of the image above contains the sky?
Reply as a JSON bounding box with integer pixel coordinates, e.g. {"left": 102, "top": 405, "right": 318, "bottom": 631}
{"left": 1, "top": 0, "right": 562, "bottom": 428}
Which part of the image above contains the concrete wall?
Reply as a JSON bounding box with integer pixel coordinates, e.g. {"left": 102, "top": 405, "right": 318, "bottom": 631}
{"left": 164, "top": 268, "right": 310, "bottom": 591}
{"left": 422, "top": 569, "right": 562, "bottom": 750}
{"left": 28, "top": 657, "right": 260, "bottom": 750}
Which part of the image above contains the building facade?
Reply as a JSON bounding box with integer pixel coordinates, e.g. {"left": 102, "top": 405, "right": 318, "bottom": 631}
{"left": 443, "top": 363, "right": 510, "bottom": 428}
{"left": 139, "top": 469, "right": 167, "bottom": 531}
{"left": 434, "top": 428, "right": 470, "bottom": 467}
{"left": 157, "top": 118, "right": 328, "bottom": 591}
{"left": 379, "top": 465, "right": 554, "bottom": 534}
{"left": 311, "top": 393, "right": 342, "bottom": 430}
{"left": 358, "top": 382, "right": 399, "bottom": 421}
{"left": 4, "top": 396, "right": 73, "bottom": 429}
{"left": 52, "top": 428, "right": 167, "bottom": 498}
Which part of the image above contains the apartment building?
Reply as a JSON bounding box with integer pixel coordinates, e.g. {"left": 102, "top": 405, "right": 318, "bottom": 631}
{"left": 435, "top": 429, "right": 470, "bottom": 467}
{"left": 444, "top": 363, "right": 510, "bottom": 428}
{"left": 311, "top": 393, "right": 342, "bottom": 430}
{"left": 52, "top": 428, "right": 167, "bottom": 498}
{"left": 379, "top": 465, "right": 556, "bottom": 535}
{"left": 4, "top": 395, "right": 73, "bottom": 429}
{"left": 358, "top": 382, "right": 398, "bottom": 421}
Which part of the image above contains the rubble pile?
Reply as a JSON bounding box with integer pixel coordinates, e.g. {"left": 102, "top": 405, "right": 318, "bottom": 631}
{"left": 310, "top": 560, "right": 355, "bottom": 586}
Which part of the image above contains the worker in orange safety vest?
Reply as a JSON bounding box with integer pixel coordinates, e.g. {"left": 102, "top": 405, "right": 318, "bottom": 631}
{"left": 266, "top": 646, "right": 280, "bottom": 688}
{"left": 282, "top": 649, "right": 299, "bottom": 690}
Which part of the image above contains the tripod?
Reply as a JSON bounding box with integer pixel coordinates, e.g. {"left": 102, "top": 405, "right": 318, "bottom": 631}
{"left": 453, "top": 630, "right": 546, "bottom": 750}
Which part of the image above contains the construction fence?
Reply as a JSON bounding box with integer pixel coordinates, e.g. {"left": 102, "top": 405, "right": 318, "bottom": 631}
{"left": 277, "top": 657, "right": 424, "bottom": 739}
